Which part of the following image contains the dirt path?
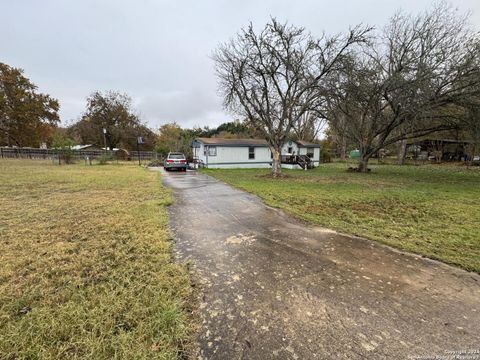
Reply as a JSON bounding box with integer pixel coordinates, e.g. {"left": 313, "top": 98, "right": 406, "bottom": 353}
{"left": 160, "top": 169, "right": 480, "bottom": 360}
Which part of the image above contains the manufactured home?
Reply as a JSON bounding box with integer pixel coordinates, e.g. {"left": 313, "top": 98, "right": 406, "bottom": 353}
{"left": 191, "top": 138, "right": 320, "bottom": 169}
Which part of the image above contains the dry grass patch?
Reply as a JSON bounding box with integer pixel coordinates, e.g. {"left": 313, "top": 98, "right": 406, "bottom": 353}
{"left": 0, "top": 160, "right": 192, "bottom": 359}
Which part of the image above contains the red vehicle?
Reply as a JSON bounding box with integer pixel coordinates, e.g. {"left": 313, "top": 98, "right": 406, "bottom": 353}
{"left": 164, "top": 152, "right": 187, "bottom": 171}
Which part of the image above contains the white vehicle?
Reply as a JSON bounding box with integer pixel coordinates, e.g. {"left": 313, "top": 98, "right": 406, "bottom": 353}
{"left": 164, "top": 152, "right": 187, "bottom": 171}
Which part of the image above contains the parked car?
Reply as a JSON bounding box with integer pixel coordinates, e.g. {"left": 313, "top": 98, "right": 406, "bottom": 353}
{"left": 164, "top": 152, "right": 188, "bottom": 171}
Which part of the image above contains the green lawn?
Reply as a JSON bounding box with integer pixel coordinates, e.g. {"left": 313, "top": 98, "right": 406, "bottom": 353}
{"left": 203, "top": 163, "right": 480, "bottom": 273}
{"left": 0, "top": 160, "right": 192, "bottom": 359}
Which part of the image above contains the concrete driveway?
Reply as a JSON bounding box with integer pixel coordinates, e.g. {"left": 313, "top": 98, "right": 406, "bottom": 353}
{"left": 160, "top": 169, "right": 480, "bottom": 360}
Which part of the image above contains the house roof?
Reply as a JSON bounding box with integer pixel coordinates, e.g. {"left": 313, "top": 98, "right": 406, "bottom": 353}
{"left": 194, "top": 138, "right": 269, "bottom": 147}
{"left": 194, "top": 137, "right": 321, "bottom": 148}
{"left": 70, "top": 144, "right": 123, "bottom": 151}
{"left": 295, "top": 140, "right": 321, "bottom": 148}
{"left": 71, "top": 144, "right": 96, "bottom": 150}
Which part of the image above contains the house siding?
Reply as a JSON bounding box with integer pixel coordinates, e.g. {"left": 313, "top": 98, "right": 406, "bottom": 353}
{"left": 199, "top": 145, "right": 271, "bottom": 168}
{"left": 281, "top": 141, "right": 299, "bottom": 155}
{"left": 192, "top": 139, "right": 320, "bottom": 169}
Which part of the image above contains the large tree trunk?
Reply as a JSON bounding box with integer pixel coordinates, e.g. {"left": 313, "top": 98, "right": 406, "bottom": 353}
{"left": 271, "top": 147, "right": 282, "bottom": 177}
{"left": 340, "top": 135, "right": 347, "bottom": 161}
{"left": 396, "top": 139, "right": 407, "bottom": 165}
{"left": 358, "top": 156, "right": 370, "bottom": 173}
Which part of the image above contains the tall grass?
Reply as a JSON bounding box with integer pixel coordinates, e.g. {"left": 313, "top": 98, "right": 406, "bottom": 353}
{"left": 0, "top": 160, "right": 192, "bottom": 359}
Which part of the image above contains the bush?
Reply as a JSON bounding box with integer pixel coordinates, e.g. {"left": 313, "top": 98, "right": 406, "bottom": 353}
{"left": 319, "top": 139, "right": 333, "bottom": 163}
{"left": 320, "top": 146, "right": 332, "bottom": 163}
{"left": 51, "top": 134, "right": 75, "bottom": 164}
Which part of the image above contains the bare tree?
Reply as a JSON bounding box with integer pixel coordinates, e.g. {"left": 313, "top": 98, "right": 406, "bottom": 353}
{"left": 213, "top": 18, "right": 369, "bottom": 176}
{"left": 292, "top": 110, "right": 326, "bottom": 142}
{"left": 325, "top": 4, "right": 480, "bottom": 172}
{"left": 462, "top": 104, "right": 480, "bottom": 164}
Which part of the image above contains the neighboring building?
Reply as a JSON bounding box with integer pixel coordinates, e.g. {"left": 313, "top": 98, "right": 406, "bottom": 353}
{"left": 191, "top": 138, "right": 321, "bottom": 169}
{"left": 71, "top": 144, "right": 123, "bottom": 152}
{"left": 408, "top": 139, "right": 475, "bottom": 161}
{"left": 70, "top": 144, "right": 102, "bottom": 151}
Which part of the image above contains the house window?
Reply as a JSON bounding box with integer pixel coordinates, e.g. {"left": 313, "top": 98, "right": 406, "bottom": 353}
{"left": 307, "top": 151, "right": 314, "bottom": 159}
{"left": 288, "top": 147, "right": 293, "bottom": 154}
{"left": 248, "top": 146, "right": 255, "bottom": 159}
{"left": 208, "top": 146, "right": 217, "bottom": 156}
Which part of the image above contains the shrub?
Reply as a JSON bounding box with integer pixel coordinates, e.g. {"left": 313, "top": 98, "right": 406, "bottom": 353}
{"left": 51, "top": 134, "right": 75, "bottom": 164}
{"left": 320, "top": 146, "right": 332, "bottom": 163}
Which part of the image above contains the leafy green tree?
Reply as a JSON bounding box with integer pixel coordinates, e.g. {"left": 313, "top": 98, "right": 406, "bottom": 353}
{"left": 189, "top": 125, "right": 216, "bottom": 138}
{"left": 155, "top": 123, "right": 183, "bottom": 155}
{"left": 70, "top": 91, "right": 155, "bottom": 150}
{"left": 215, "top": 120, "right": 256, "bottom": 138}
{"left": 51, "top": 133, "right": 75, "bottom": 164}
{"left": 0, "top": 62, "right": 59, "bottom": 147}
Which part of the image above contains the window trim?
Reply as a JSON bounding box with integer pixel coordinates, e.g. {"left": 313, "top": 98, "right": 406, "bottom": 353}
{"left": 248, "top": 146, "right": 255, "bottom": 160}
{"left": 208, "top": 146, "right": 217, "bottom": 156}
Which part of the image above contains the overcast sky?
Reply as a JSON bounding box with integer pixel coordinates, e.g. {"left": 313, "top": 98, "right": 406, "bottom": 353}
{"left": 1, "top": 0, "right": 479, "bottom": 130}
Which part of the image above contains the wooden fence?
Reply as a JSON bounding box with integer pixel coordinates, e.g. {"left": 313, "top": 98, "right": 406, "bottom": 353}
{"left": 0, "top": 147, "right": 158, "bottom": 161}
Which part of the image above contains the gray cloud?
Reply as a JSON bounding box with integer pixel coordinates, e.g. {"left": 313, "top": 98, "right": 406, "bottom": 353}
{"left": 135, "top": 88, "right": 227, "bottom": 129}
{"left": 1, "top": 0, "right": 479, "bottom": 129}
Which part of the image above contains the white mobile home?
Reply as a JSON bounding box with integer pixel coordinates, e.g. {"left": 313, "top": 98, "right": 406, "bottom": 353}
{"left": 191, "top": 138, "right": 320, "bottom": 169}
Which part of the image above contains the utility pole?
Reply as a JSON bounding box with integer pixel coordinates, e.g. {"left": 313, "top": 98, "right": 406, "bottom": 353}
{"left": 137, "top": 136, "right": 144, "bottom": 166}
{"left": 103, "top": 128, "right": 107, "bottom": 156}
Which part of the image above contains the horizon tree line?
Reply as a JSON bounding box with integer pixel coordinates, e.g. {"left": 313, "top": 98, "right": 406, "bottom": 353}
{"left": 2, "top": 3, "right": 479, "bottom": 173}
